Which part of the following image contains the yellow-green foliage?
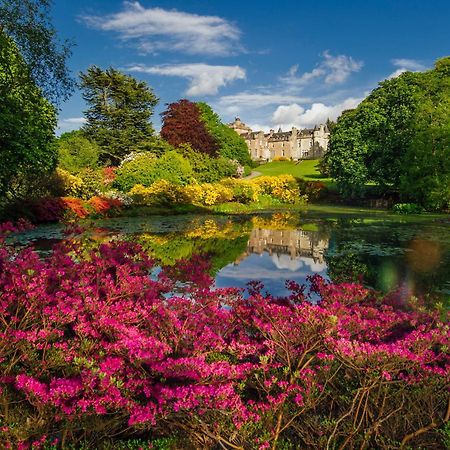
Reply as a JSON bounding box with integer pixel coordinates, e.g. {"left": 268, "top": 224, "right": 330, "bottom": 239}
{"left": 252, "top": 175, "right": 300, "bottom": 203}
{"left": 55, "top": 168, "right": 85, "bottom": 198}
{"left": 128, "top": 175, "right": 305, "bottom": 207}
{"left": 196, "top": 183, "right": 233, "bottom": 206}
{"left": 129, "top": 181, "right": 188, "bottom": 206}
{"left": 220, "top": 178, "right": 260, "bottom": 204}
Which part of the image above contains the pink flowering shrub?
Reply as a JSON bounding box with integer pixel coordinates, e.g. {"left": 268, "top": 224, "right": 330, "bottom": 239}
{"left": 0, "top": 233, "right": 448, "bottom": 449}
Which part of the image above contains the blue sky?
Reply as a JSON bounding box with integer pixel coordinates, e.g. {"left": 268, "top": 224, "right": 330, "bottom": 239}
{"left": 53, "top": 0, "right": 450, "bottom": 134}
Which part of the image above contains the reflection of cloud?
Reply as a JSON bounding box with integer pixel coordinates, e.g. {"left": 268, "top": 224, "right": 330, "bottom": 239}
{"left": 302, "top": 257, "right": 327, "bottom": 273}
{"left": 271, "top": 254, "right": 303, "bottom": 271}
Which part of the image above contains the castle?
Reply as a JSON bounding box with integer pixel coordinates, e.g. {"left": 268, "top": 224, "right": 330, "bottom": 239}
{"left": 228, "top": 117, "right": 330, "bottom": 161}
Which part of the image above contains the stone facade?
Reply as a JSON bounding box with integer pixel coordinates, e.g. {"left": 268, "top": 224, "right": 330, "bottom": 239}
{"left": 228, "top": 118, "right": 330, "bottom": 161}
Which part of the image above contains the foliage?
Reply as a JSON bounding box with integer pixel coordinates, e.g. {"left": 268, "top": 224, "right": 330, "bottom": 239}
{"left": 197, "top": 102, "right": 252, "bottom": 165}
{"left": 160, "top": 99, "right": 218, "bottom": 156}
{"left": 0, "top": 233, "right": 448, "bottom": 449}
{"left": 325, "top": 57, "right": 450, "bottom": 209}
{"left": 296, "top": 179, "right": 327, "bottom": 200}
{"left": 0, "top": 31, "right": 57, "bottom": 200}
{"left": 272, "top": 156, "right": 290, "bottom": 161}
{"left": 57, "top": 131, "right": 99, "bottom": 173}
{"left": 80, "top": 66, "right": 158, "bottom": 165}
{"left": 176, "top": 144, "right": 237, "bottom": 182}
{"left": 114, "top": 151, "right": 194, "bottom": 192}
{"left": 0, "top": 0, "right": 74, "bottom": 105}
{"left": 220, "top": 178, "right": 260, "bottom": 204}
{"left": 53, "top": 168, "right": 85, "bottom": 198}
{"left": 253, "top": 175, "right": 302, "bottom": 203}
{"left": 392, "top": 203, "right": 425, "bottom": 214}
{"left": 398, "top": 58, "right": 450, "bottom": 211}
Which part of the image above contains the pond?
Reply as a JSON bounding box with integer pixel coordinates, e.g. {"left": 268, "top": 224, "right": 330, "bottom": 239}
{"left": 6, "top": 209, "right": 450, "bottom": 305}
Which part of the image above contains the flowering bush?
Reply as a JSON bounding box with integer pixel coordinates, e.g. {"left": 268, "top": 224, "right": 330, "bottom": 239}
{"left": 221, "top": 178, "right": 260, "bottom": 204}
{"left": 87, "top": 196, "right": 122, "bottom": 215}
{"left": 53, "top": 168, "right": 86, "bottom": 198}
{"left": 253, "top": 175, "right": 303, "bottom": 203}
{"left": 0, "top": 233, "right": 448, "bottom": 449}
{"left": 296, "top": 178, "right": 327, "bottom": 200}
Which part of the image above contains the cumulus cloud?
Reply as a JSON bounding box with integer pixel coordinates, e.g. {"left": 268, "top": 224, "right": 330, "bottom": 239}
{"left": 218, "top": 92, "right": 310, "bottom": 109}
{"left": 281, "top": 51, "right": 363, "bottom": 87}
{"left": 272, "top": 97, "right": 363, "bottom": 129}
{"left": 127, "top": 63, "right": 245, "bottom": 96}
{"left": 388, "top": 58, "right": 426, "bottom": 79}
{"left": 81, "top": 1, "right": 242, "bottom": 56}
{"left": 57, "top": 117, "right": 87, "bottom": 134}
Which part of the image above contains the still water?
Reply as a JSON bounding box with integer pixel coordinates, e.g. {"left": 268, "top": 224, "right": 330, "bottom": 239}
{"left": 7, "top": 210, "right": 450, "bottom": 304}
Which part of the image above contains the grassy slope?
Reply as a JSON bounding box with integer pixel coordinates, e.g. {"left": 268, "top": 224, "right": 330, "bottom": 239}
{"left": 256, "top": 160, "right": 335, "bottom": 189}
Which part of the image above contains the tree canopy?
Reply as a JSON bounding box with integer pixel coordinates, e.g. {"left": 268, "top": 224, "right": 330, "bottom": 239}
{"left": 80, "top": 66, "right": 159, "bottom": 165}
{"left": 57, "top": 130, "right": 99, "bottom": 174}
{"left": 197, "top": 102, "right": 251, "bottom": 166}
{"left": 325, "top": 57, "right": 450, "bottom": 209}
{"left": 160, "top": 99, "right": 219, "bottom": 157}
{"left": 0, "top": 31, "right": 57, "bottom": 199}
{"left": 0, "top": 0, "right": 74, "bottom": 105}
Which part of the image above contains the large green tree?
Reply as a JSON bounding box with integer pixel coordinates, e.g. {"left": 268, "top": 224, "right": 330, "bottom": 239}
{"left": 197, "top": 102, "right": 252, "bottom": 165}
{"left": 325, "top": 57, "right": 450, "bottom": 209}
{"left": 0, "top": 31, "right": 57, "bottom": 199}
{"left": 399, "top": 58, "right": 450, "bottom": 210}
{"left": 0, "top": 0, "right": 74, "bottom": 105}
{"left": 80, "top": 66, "right": 159, "bottom": 165}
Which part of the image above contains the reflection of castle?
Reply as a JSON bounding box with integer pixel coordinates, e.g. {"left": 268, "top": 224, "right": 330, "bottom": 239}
{"left": 228, "top": 117, "right": 330, "bottom": 161}
{"left": 235, "top": 228, "right": 329, "bottom": 265}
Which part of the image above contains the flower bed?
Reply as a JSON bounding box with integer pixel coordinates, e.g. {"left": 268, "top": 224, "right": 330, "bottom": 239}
{"left": 0, "top": 230, "right": 448, "bottom": 449}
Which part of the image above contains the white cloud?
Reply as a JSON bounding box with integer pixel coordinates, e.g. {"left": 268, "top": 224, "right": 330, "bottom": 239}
{"left": 81, "top": 1, "right": 241, "bottom": 56}
{"left": 281, "top": 51, "right": 363, "bottom": 87}
{"left": 127, "top": 63, "right": 245, "bottom": 96}
{"left": 388, "top": 58, "right": 426, "bottom": 79}
{"left": 57, "top": 117, "right": 87, "bottom": 134}
{"left": 218, "top": 93, "right": 311, "bottom": 109}
{"left": 271, "top": 97, "right": 363, "bottom": 129}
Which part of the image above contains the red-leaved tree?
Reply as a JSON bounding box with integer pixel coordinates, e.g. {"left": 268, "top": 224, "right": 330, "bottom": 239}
{"left": 160, "top": 99, "right": 218, "bottom": 156}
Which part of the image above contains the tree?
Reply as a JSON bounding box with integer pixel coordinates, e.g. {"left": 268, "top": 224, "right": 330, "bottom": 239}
{"left": 80, "top": 66, "right": 159, "bottom": 165}
{"left": 160, "top": 99, "right": 219, "bottom": 156}
{"left": 325, "top": 58, "right": 450, "bottom": 208}
{"left": 399, "top": 58, "right": 450, "bottom": 210}
{"left": 197, "top": 102, "right": 251, "bottom": 165}
{"left": 0, "top": 0, "right": 74, "bottom": 105}
{"left": 0, "top": 31, "right": 57, "bottom": 199}
{"left": 57, "top": 130, "right": 99, "bottom": 174}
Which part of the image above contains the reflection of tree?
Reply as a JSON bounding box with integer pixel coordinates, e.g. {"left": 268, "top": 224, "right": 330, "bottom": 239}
{"left": 135, "top": 219, "right": 252, "bottom": 273}
{"left": 324, "top": 219, "right": 450, "bottom": 304}
{"left": 325, "top": 243, "right": 369, "bottom": 284}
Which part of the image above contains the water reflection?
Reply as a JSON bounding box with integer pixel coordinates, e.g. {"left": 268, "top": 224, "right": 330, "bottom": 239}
{"left": 217, "top": 228, "right": 329, "bottom": 296}
{"left": 6, "top": 212, "right": 450, "bottom": 305}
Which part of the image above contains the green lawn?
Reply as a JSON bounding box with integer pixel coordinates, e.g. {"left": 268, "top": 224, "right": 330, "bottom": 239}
{"left": 256, "top": 160, "right": 335, "bottom": 188}
{"left": 257, "top": 159, "right": 321, "bottom": 179}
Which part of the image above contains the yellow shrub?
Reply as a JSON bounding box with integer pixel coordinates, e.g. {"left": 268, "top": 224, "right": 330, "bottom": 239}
{"left": 198, "top": 183, "right": 234, "bottom": 206}
{"left": 220, "top": 179, "right": 260, "bottom": 203}
{"left": 55, "top": 168, "right": 85, "bottom": 198}
{"left": 129, "top": 180, "right": 190, "bottom": 206}
{"left": 252, "top": 175, "right": 299, "bottom": 203}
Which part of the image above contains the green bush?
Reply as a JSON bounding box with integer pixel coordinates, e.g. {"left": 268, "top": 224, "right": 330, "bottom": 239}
{"left": 176, "top": 144, "right": 237, "bottom": 182}
{"left": 392, "top": 203, "right": 424, "bottom": 214}
{"left": 114, "top": 151, "right": 194, "bottom": 192}
{"left": 57, "top": 131, "right": 99, "bottom": 174}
